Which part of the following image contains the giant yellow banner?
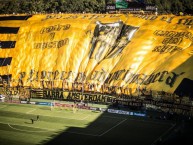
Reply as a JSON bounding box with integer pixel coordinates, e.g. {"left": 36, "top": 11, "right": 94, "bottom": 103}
{"left": 0, "top": 14, "right": 193, "bottom": 96}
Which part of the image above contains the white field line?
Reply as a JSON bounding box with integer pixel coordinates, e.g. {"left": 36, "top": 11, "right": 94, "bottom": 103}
{"left": 80, "top": 115, "right": 90, "bottom": 120}
{"left": 102, "top": 115, "right": 126, "bottom": 120}
{"left": 66, "top": 118, "right": 127, "bottom": 137}
{"left": 26, "top": 111, "right": 90, "bottom": 121}
{"left": 128, "top": 118, "right": 173, "bottom": 125}
{"left": 0, "top": 121, "right": 56, "bottom": 132}
{"left": 26, "top": 109, "right": 36, "bottom": 114}
{"left": 65, "top": 131, "right": 99, "bottom": 137}
{"left": 150, "top": 123, "right": 176, "bottom": 145}
{"left": 99, "top": 118, "right": 127, "bottom": 136}
{"left": 0, "top": 105, "right": 7, "bottom": 109}
{"left": 8, "top": 124, "right": 54, "bottom": 133}
{"left": 3, "top": 121, "right": 99, "bottom": 136}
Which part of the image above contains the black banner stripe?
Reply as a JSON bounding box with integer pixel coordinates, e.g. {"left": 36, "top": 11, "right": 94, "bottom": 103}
{"left": 0, "top": 27, "right": 19, "bottom": 34}
{"left": 0, "top": 41, "right": 16, "bottom": 48}
{"left": 0, "top": 74, "right": 12, "bottom": 86}
{"left": 0, "top": 74, "right": 12, "bottom": 80}
{"left": 0, "top": 57, "right": 12, "bottom": 66}
{"left": 0, "top": 15, "right": 32, "bottom": 21}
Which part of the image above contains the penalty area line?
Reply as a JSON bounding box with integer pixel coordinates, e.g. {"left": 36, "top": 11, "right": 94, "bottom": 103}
{"left": 0, "top": 105, "right": 7, "bottom": 109}
{"left": 26, "top": 109, "right": 36, "bottom": 114}
{"left": 26, "top": 112, "right": 91, "bottom": 121}
{"left": 66, "top": 130, "right": 100, "bottom": 137}
{"left": 0, "top": 121, "right": 55, "bottom": 132}
{"left": 8, "top": 123, "right": 53, "bottom": 133}
{"left": 150, "top": 123, "right": 177, "bottom": 145}
{"left": 99, "top": 118, "right": 127, "bottom": 136}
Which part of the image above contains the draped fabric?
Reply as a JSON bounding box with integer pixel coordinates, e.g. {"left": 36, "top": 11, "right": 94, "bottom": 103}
{"left": 0, "top": 14, "right": 193, "bottom": 95}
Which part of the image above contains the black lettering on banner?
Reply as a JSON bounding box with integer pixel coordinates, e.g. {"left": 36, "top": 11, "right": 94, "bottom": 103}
{"left": 65, "top": 15, "right": 78, "bottom": 19}
{"left": 162, "top": 37, "right": 183, "bottom": 45}
{"left": 52, "top": 91, "right": 60, "bottom": 99}
{"left": 89, "top": 95, "right": 96, "bottom": 101}
{"left": 48, "top": 41, "right": 57, "bottom": 48}
{"left": 85, "top": 30, "right": 92, "bottom": 35}
{"left": 152, "top": 45, "right": 182, "bottom": 54}
{"left": 129, "top": 15, "right": 193, "bottom": 26}
{"left": 34, "top": 43, "right": 41, "bottom": 49}
{"left": 150, "top": 16, "right": 158, "bottom": 20}
{"left": 95, "top": 95, "right": 101, "bottom": 102}
{"left": 90, "top": 71, "right": 99, "bottom": 80}
{"left": 60, "top": 71, "right": 67, "bottom": 80}
{"left": 177, "top": 18, "right": 193, "bottom": 25}
{"left": 18, "top": 72, "right": 26, "bottom": 86}
{"left": 57, "top": 39, "right": 69, "bottom": 48}
{"left": 162, "top": 16, "right": 175, "bottom": 22}
{"left": 166, "top": 16, "right": 175, "bottom": 23}
{"left": 101, "top": 95, "right": 106, "bottom": 102}
{"left": 186, "top": 19, "right": 193, "bottom": 25}
{"left": 35, "top": 71, "right": 39, "bottom": 81}
{"left": 154, "top": 30, "right": 193, "bottom": 43}
{"left": 95, "top": 72, "right": 102, "bottom": 81}
{"left": 47, "top": 72, "right": 53, "bottom": 81}
{"left": 111, "top": 71, "right": 120, "bottom": 81}
{"left": 40, "top": 24, "right": 71, "bottom": 34}
{"left": 41, "top": 71, "right": 47, "bottom": 79}
{"left": 104, "top": 73, "right": 113, "bottom": 84}
{"left": 66, "top": 71, "right": 73, "bottom": 80}
{"left": 27, "top": 69, "right": 35, "bottom": 82}
{"left": 114, "top": 70, "right": 126, "bottom": 80}
{"left": 84, "top": 94, "right": 89, "bottom": 101}
{"left": 14, "top": 69, "right": 184, "bottom": 90}
{"left": 43, "top": 91, "right": 51, "bottom": 98}
{"left": 138, "top": 74, "right": 148, "bottom": 84}
{"left": 44, "top": 81, "right": 52, "bottom": 88}
{"left": 185, "top": 32, "right": 193, "bottom": 42}
{"left": 34, "top": 38, "right": 69, "bottom": 49}
{"left": 49, "top": 32, "right": 55, "bottom": 40}
{"left": 107, "top": 96, "right": 114, "bottom": 102}
{"left": 124, "top": 72, "right": 135, "bottom": 84}
{"left": 66, "top": 92, "right": 73, "bottom": 100}
{"left": 158, "top": 71, "right": 168, "bottom": 82}
{"left": 97, "top": 71, "right": 107, "bottom": 82}
{"left": 59, "top": 92, "right": 64, "bottom": 99}
{"left": 75, "top": 72, "right": 86, "bottom": 82}
{"left": 52, "top": 91, "right": 56, "bottom": 98}
{"left": 143, "top": 73, "right": 155, "bottom": 85}
{"left": 170, "top": 46, "right": 182, "bottom": 53}
{"left": 63, "top": 24, "right": 71, "bottom": 30}
{"left": 133, "top": 14, "right": 158, "bottom": 21}
{"left": 152, "top": 72, "right": 160, "bottom": 83}
{"left": 52, "top": 91, "right": 116, "bottom": 103}
{"left": 166, "top": 72, "right": 185, "bottom": 87}
{"left": 74, "top": 92, "right": 81, "bottom": 100}
{"left": 53, "top": 70, "right": 60, "bottom": 80}
{"left": 130, "top": 74, "right": 140, "bottom": 84}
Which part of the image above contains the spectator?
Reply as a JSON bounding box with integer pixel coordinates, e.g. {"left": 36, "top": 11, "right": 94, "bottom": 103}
{"left": 31, "top": 118, "right": 34, "bottom": 124}
{"left": 37, "top": 115, "right": 39, "bottom": 121}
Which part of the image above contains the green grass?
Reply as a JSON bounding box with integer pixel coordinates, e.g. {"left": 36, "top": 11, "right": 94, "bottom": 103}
{"left": 0, "top": 101, "right": 174, "bottom": 145}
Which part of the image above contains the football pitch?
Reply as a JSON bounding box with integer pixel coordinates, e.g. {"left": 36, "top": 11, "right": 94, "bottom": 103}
{"left": 0, "top": 101, "right": 175, "bottom": 145}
